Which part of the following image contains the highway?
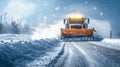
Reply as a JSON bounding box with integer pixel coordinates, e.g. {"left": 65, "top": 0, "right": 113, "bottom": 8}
{"left": 48, "top": 42, "right": 120, "bottom": 67}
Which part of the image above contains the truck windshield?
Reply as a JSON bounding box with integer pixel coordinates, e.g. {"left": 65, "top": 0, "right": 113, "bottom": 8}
{"left": 70, "top": 21, "right": 84, "bottom": 23}
{"left": 71, "top": 25, "right": 82, "bottom": 29}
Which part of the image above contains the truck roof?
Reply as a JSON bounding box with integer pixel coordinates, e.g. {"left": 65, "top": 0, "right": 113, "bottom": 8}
{"left": 68, "top": 14, "right": 85, "bottom": 22}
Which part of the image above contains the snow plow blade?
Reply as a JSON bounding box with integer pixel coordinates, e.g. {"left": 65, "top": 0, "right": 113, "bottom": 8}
{"left": 61, "top": 29, "right": 94, "bottom": 41}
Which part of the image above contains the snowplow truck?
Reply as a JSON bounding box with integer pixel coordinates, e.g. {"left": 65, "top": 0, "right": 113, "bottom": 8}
{"left": 61, "top": 14, "right": 94, "bottom": 41}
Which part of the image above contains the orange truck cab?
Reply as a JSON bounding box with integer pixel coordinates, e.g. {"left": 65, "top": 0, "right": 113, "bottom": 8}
{"left": 61, "top": 14, "right": 94, "bottom": 40}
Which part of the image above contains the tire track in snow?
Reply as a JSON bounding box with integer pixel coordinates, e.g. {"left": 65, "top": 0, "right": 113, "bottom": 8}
{"left": 72, "top": 42, "right": 98, "bottom": 67}
{"left": 68, "top": 47, "right": 73, "bottom": 63}
{"left": 47, "top": 43, "right": 65, "bottom": 67}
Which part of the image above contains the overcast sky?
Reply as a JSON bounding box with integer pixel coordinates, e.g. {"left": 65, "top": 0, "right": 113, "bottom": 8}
{"left": 0, "top": 0, "right": 120, "bottom": 38}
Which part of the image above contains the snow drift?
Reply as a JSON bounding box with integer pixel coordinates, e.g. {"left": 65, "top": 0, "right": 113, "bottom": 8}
{"left": 0, "top": 38, "right": 64, "bottom": 67}
{"left": 90, "top": 38, "right": 120, "bottom": 51}
{"left": 0, "top": 34, "right": 30, "bottom": 40}
{"left": 102, "top": 38, "right": 120, "bottom": 45}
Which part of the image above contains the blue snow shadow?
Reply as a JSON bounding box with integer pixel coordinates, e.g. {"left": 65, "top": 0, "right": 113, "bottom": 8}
{"left": 0, "top": 39, "right": 60, "bottom": 67}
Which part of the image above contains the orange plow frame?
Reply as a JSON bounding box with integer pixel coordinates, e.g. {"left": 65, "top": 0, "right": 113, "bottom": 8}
{"left": 61, "top": 29, "right": 94, "bottom": 38}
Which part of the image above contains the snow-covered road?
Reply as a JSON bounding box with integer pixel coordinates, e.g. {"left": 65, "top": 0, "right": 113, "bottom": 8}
{"left": 0, "top": 35, "right": 120, "bottom": 67}
{"left": 48, "top": 42, "right": 120, "bottom": 67}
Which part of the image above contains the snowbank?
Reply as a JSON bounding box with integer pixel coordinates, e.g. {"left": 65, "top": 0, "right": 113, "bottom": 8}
{"left": 0, "top": 34, "right": 65, "bottom": 67}
{"left": 102, "top": 38, "right": 120, "bottom": 45}
{"left": 0, "top": 34, "right": 31, "bottom": 43}
{"left": 89, "top": 38, "right": 120, "bottom": 51}
{"left": 0, "top": 37, "right": 64, "bottom": 67}
{"left": 0, "top": 34, "right": 30, "bottom": 40}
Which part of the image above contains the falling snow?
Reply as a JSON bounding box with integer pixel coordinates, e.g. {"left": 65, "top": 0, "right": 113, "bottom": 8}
{"left": 94, "top": 7, "right": 97, "bottom": 10}
{"left": 100, "top": 12, "right": 103, "bottom": 16}
{"left": 85, "top": 1, "right": 88, "bottom": 4}
{"left": 64, "top": 7, "right": 67, "bottom": 10}
{"left": 55, "top": 6, "right": 60, "bottom": 11}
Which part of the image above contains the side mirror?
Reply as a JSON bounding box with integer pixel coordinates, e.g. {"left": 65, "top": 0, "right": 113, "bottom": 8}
{"left": 64, "top": 19, "right": 66, "bottom": 24}
{"left": 88, "top": 18, "right": 90, "bottom": 24}
{"left": 64, "top": 19, "right": 67, "bottom": 24}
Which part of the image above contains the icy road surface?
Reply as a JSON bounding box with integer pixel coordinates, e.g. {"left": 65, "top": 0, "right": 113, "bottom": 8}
{"left": 48, "top": 42, "right": 120, "bottom": 67}
{"left": 0, "top": 34, "right": 120, "bottom": 67}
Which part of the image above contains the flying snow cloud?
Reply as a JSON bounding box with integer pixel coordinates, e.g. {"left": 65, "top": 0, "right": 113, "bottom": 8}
{"left": 4, "top": 0, "right": 36, "bottom": 22}
{"left": 31, "top": 20, "right": 64, "bottom": 40}
{"left": 31, "top": 13, "right": 111, "bottom": 40}
{"left": 89, "top": 19, "right": 111, "bottom": 38}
